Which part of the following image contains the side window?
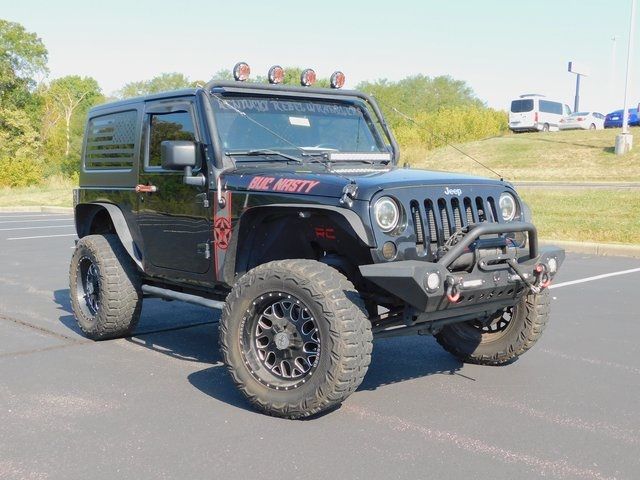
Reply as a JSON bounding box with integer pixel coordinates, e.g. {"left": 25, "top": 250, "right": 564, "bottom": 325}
{"left": 539, "top": 100, "right": 551, "bottom": 114}
{"left": 85, "top": 110, "right": 138, "bottom": 170}
{"left": 147, "top": 111, "right": 196, "bottom": 168}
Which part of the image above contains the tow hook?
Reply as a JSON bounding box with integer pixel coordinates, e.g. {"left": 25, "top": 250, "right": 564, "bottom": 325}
{"left": 535, "top": 264, "right": 551, "bottom": 289}
{"left": 445, "top": 276, "right": 461, "bottom": 303}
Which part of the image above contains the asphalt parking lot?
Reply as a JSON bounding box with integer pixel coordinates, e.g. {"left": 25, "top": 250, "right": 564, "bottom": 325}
{"left": 1, "top": 212, "right": 639, "bottom": 480}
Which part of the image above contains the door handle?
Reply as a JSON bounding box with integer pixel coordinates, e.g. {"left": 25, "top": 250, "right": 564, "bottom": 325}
{"left": 135, "top": 184, "right": 158, "bottom": 193}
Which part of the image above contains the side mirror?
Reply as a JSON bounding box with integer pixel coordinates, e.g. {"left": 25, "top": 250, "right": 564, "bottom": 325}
{"left": 160, "top": 140, "right": 205, "bottom": 187}
{"left": 160, "top": 140, "right": 196, "bottom": 170}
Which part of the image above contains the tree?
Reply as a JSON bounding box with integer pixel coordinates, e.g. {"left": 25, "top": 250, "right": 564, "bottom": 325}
{"left": 0, "top": 19, "right": 48, "bottom": 108}
{"left": 356, "top": 74, "right": 484, "bottom": 128}
{"left": 46, "top": 76, "right": 102, "bottom": 157}
{"left": 117, "top": 72, "right": 201, "bottom": 99}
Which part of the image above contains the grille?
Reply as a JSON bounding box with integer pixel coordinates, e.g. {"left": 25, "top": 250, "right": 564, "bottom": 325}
{"left": 411, "top": 194, "right": 499, "bottom": 254}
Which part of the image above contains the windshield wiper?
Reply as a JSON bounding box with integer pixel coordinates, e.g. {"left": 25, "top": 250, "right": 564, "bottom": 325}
{"left": 226, "top": 149, "right": 305, "bottom": 164}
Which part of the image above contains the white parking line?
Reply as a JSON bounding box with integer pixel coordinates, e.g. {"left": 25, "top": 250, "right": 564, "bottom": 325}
{"left": 550, "top": 267, "right": 640, "bottom": 289}
{"left": 7, "top": 233, "right": 77, "bottom": 241}
{"left": 0, "top": 225, "right": 75, "bottom": 232}
{"left": 0, "top": 218, "right": 74, "bottom": 224}
{"left": 0, "top": 214, "right": 72, "bottom": 219}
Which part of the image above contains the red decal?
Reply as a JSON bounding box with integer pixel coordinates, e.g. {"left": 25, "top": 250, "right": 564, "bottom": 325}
{"left": 314, "top": 227, "right": 336, "bottom": 240}
{"left": 247, "top": 176, "right": 275, "bottom": 190}
{"left": 247, "top": 176, "right": 320, "bottom": 193}
{"left": 214, "top": 217, "right": 232, "bottom": 250}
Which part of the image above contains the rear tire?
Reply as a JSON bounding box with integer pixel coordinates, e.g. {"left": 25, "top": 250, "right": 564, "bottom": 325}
{"left": 69, "top": 234, "right": 142, "bottom": 340}
{"left": 220, "top": 259, "right": 372, "bottom": 419}
{"left": 435, "top": 290, "right": 550, "bottom": 365}
{"left": 542, "top": 123, "right": 550, "bottom": 132}
{"left": 589, "top": 123, "right": 596, "bottom": 130}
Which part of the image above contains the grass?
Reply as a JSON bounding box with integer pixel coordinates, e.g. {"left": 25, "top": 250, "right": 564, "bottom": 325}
{"left": 406, "top": 127, "right": 640, "bottom": 182}
{"left": 2, "top": 131, "right": 639, "bottom": 245}
{"left": 0, "top": 175, "right": 74, "bottom": 208}
{"left": 520, "top": 189, "right": 640, "bottom": 244}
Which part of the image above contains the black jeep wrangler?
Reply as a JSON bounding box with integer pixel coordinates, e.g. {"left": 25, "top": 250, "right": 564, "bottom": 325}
{"left": 70, "top": 64, "right": 564, "bottom": 419}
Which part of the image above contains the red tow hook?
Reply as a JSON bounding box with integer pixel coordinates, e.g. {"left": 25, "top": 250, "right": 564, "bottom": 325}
{"left": 447, "top": 291, "right": 461, "bottom": 303}
{"left": 445, "top": 281, "right": 460, "bottom": 303}
{"left": 535, "top": 264, "right": 552, "bottom": 289}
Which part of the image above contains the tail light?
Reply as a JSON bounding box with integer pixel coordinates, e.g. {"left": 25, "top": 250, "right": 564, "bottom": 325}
{"left": 534, "top": 112, "right": 538, "bottom": 123}
{"left": 577, "top": 117, "right": 584, "bottom": 121}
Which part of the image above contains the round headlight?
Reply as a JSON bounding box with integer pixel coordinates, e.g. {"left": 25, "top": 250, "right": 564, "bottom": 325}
{"left": 374, "top": 196, "right": 400, "bottom": 232}
{"left": 499, "top": 193, "right": 517, "bottom": 222}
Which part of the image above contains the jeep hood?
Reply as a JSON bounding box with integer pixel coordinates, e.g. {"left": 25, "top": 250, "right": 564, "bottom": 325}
{"left": 224, "top": 165, "right": 511, "bottom": 201}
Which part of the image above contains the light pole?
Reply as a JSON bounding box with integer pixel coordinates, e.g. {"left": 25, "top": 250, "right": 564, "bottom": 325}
{"left": 616, "top": 0, "right": 637, "bottom": 155}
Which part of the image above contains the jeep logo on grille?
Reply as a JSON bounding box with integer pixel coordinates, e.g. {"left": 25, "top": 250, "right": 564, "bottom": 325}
{"left": 444, "top": 187, "right": 462, "bottom": 196}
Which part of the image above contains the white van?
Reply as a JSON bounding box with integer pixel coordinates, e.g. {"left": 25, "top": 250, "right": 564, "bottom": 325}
{"left": 509, "top": 94, "right": 571, "bottom": 132}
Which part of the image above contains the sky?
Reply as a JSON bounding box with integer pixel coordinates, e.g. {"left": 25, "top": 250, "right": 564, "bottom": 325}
{"left": 2, "top": 0, "right": 639, "bottom": 113}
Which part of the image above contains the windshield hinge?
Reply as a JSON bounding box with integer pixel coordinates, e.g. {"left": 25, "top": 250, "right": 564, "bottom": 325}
{"left": 216, "top": 175, "right": 226, "bottom": 207}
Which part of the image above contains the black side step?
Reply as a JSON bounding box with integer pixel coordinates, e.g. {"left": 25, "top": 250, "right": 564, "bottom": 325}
{"left": 141, "top": 285, "right": 225, "bottom": 310}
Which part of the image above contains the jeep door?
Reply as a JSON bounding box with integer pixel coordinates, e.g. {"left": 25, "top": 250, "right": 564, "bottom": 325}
{"left": 135, "top": 97, "right": 211, "bottom": 277}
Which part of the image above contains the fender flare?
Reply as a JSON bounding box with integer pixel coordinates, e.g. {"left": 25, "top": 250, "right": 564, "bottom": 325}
{"left": 222, "top": 203, "right": 374, "bottom": 285}
{"left": 76, "top": 202, "right": 144, "bottom": 270}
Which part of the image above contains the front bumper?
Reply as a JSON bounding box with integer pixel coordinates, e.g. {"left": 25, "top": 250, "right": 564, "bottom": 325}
{"left": 360, "top": 221, "right": 565, "bottom": 316}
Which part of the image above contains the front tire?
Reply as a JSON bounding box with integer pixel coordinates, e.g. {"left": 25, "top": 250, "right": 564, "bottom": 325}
{"left": 69, "top": 234, "right": 142, "bottom": 340}
{"left": 435, "top": 290, "right": 550, "bottom": 365}
{"left": 220, "top": 259, "right": 372, "bottom": 419}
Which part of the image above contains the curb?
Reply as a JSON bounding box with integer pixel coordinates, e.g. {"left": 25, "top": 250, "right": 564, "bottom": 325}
{"left": 0, "top": 206, "right": 73, "bottom": 214}
{"left": 540, "top": 239, "right": 640, "bottom": 259}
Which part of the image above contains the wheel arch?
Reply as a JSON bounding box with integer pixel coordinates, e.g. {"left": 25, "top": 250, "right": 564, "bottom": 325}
{"left": 75, "top": 202, "right": 143, "bottom": 270}
{"left": 222, "top": 204, "right": 375, "bottom": 286}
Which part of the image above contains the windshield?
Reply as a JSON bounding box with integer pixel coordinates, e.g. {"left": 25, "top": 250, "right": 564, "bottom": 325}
{"left": 210, "top": 94, "right": 387, "bottom": 157}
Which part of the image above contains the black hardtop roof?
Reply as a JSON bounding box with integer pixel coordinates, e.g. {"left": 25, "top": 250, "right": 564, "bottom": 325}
{"left": 89, "top": 88, "right": 199, "bottom": 115}
{"left": 88, "top": 81, "right": 372, "bottom": 116}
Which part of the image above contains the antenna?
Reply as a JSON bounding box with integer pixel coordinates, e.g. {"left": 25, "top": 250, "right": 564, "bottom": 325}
{"left": 371, "top": 95, "right": 505, "bottom": 181}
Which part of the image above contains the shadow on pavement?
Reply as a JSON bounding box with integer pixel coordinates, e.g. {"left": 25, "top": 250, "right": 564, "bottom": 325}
{"left": 53, "top": 288, "right": 465, "bottom": 413}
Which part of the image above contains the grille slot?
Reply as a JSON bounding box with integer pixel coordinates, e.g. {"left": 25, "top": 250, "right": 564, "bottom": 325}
{"left": 424, "top": 200, "right": 437, "bottom": 246}
{"left": 438, "top": 199, "right": 450, "bottom": 240}
{"left": 410, "top": 201, "right": 425, "bottom": 254}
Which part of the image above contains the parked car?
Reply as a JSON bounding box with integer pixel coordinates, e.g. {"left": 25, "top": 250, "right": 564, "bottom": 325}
{"left": 604, "top": 108, "right": 639, "bottom": 128}
{"left": 559, "top": 111, "right": 605, "bottom": 130}
{"left": 509, "top": 94, "right": 571, "bottom": 132}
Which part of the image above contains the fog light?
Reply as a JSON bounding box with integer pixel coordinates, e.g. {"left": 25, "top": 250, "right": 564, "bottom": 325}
{"left": 548, "top": 257, "right": 557, "bottom": 274}
{"left": 381, "top": 241, "right": 397, "bottom": 260}
{"left": 425, "top": 272, "right": 440, "bottom": 292}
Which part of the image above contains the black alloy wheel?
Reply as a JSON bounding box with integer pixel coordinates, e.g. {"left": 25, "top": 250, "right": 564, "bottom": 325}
{"left": 241, "top": 293, "right": 321, "bottom": 390}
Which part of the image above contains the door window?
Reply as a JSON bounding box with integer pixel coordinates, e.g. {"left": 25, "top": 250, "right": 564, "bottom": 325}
{"left": 147, "top": 111, "right": 196, "bottom": 168}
